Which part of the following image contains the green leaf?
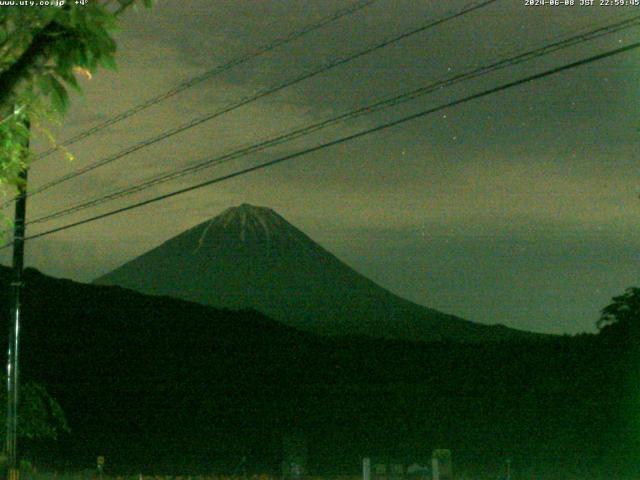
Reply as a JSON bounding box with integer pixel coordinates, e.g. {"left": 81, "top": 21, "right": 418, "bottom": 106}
{"left": 49, "top": 76, "right": 69, "bottom": 114}
{"left": 98, "top": 53, "right": 117, "bottom": 71}
{"left": 37, "top": 7, "right": 60, "bottom": 24}
{"left": 57, "top": 69, "right": 82, "bottom": 93}
{"left": 37, "top": 74, "right": 54, "bottom": 95}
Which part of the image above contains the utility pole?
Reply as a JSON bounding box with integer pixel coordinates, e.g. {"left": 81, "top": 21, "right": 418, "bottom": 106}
{"left": 5, "top": 115, "right": 28, "bottom": 480}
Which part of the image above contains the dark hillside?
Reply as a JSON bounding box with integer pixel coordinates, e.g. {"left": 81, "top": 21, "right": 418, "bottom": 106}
{"left": 0, "top": 267, "right": 635, "bottom": 478}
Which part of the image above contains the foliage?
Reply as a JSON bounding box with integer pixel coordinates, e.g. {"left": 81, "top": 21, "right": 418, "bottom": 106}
{"left": 0, "top": 377, "right": 69, "bottom": 441}
{"left": 0, "top": 105, "right": 30, "bottom": 189}
{"left": 597, "top": 287, "right": 640, "bottom": 332}
{"left": 0, "top": 0, "right": 154, "bottom": 191}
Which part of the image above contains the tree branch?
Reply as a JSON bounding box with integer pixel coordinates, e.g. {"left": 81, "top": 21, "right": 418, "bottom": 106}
{"left": 0, "top": 21, "right": 63, "bottom": 109}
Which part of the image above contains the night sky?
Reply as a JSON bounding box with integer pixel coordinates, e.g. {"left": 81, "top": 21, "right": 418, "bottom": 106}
{"left": 3, "top": 0, "right": 639, "bottom": 335}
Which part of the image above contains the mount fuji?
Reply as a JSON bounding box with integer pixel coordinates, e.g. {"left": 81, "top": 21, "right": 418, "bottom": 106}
{"left": 95, "top": 204, "right": 539, "bottom": 342}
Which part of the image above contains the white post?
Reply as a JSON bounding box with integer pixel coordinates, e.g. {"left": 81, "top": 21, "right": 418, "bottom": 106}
{"left": 363, "top": 457, "right": 371, "bottom": 480}
{"left": 432, "top": 457, "right": 439, "bottom": 480}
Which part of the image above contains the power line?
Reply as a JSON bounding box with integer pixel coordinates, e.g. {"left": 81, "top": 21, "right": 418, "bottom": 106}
{"left": 10, "top": 40, "right": 639, "bottom": 247}
{"left": 25, "top": 13, "right": 640, "bottom": 226}
{"left": 16, "top": 0, "right": 499, "bottom": 204}
{"left": 32, "top": 0, "right": 379, "bottom": 162}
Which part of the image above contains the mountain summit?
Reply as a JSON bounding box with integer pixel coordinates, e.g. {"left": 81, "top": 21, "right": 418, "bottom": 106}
{"left": 95, "top": 204, "right": 538, "bottom": 342}
{"left": 212, "top": 203, "right": 289, "bottom": 242}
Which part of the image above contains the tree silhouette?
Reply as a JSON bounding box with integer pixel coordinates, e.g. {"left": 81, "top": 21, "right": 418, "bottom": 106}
{"left": 0, "top": 0, "right": 154, "bottom": 191}
{"left": 0, "top": 377, "right": 68, "bottom": 443}
{"left": 598, "top": 287, "right": 640, "bottom": 335}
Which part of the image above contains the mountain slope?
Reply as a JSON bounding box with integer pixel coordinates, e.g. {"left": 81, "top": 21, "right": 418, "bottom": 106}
{"left": 95, "top": 204, "right": 539, "bottom": 342}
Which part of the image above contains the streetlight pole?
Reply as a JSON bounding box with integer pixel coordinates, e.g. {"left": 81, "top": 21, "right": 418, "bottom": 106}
{"left": 5, "top": 115, "right": 28, "bottom": 480}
